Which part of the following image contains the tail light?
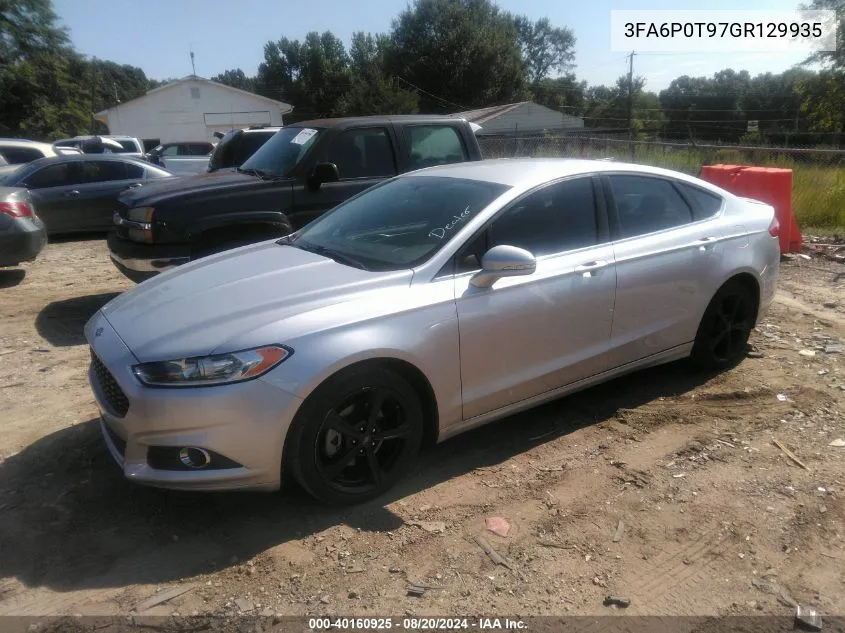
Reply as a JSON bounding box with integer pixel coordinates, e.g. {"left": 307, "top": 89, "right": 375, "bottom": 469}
{"left": 768, "top": 215, "right": 780, "bottom": 237}
{"left": 0, "top": 201, "right": 34, "bottom": 218}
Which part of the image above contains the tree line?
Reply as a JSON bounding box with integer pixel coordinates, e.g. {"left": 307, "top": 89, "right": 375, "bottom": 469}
{"left": 2, "top": 0, "right": 844, "bottom": 145}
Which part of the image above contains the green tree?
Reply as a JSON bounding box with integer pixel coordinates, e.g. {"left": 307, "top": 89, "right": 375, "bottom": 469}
{"left": 211, "top": 68, "right": 256, "bottom": 92}
{"left": 529, "top": 74, "right": 586, "bottom": 113}
{"left": 514, "top": 16, "right": 576, "bottom": 83}
{"left": 383, "top": 0, "right": 526, "bottom": 112}
{"left": 334, "top": 32, "right": 418, "bottom": 115}
{"left": 257, "top": 31, "right": 352, "bottom": 120}
{"left": 0, "top": 50, "right": 90, "bottom": 138}
{"left": 801, "top": 0, "right": 844, "bottom": 70}
{"left": 0, "top": 0, "right": 68, "bottom": 66}
{"left": 659, "top": 69, "right": 750, "bottom": 141}
{"left": 795, "top": 70, "right": 845, "bottom": 139}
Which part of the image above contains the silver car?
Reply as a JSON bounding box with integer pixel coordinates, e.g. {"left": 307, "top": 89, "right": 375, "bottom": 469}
{"left": 85, "top": 159, "right": 780, "bottom": 503}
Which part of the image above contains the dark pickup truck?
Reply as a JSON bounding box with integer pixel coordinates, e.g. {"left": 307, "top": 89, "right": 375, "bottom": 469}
{"left": 108, "top": 115, "right": 484, "bottom": 281}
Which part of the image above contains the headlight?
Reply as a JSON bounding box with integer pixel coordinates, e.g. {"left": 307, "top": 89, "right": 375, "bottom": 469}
{"left": 128, "top": 206, "right": 155, "bottom": 223}
{"left": 132, "top": 345, "right": 292, "bottom": 387}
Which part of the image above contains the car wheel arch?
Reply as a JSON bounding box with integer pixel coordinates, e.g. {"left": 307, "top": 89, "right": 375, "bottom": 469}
{"left": 282, "top": 356, "right": 440, "bottom": 460}
{"left": 717, "top": 271, "right": 761, "bottom": 325}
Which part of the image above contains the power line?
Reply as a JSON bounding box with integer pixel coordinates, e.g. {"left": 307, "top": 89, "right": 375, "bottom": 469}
{"left": 395, "top": 76, "right": 466, "bottom": 110}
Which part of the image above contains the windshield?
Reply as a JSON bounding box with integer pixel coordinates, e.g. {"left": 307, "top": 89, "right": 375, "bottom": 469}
{"left": 239, "top": 127, "right": 322, "bottom": 178}
{"left": 288, "top": 176, "right": 509, "bottom": 271}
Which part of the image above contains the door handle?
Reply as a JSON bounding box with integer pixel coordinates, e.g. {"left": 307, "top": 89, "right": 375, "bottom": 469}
{"left": 694, "top": 236, "right": 717, "bottom": 251}
{"left": 574, "top": 259, "right": 609, "bottom": 276}
{"left": 63, "top": 190, "right": 80, "bottom": 197}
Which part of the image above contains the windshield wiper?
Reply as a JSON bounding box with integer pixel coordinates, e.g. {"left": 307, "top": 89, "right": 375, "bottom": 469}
{"left": 290, "top": 241, "right": 370, "bottom": 271}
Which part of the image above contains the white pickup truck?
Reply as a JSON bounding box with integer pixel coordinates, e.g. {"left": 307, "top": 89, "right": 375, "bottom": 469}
{"left": 145, "top": 142, "right": 215, "bottom": 176}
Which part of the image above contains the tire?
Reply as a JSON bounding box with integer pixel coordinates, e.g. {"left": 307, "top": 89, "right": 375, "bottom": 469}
{"left": 690, "top": 279, "right": 757, "bottom": 370}
{"left": 284, "top": 366, "right": 424, "bottom": 505}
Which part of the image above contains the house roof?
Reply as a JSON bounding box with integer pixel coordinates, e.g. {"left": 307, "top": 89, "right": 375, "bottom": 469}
{"left": 453, "top": 102, "right": 528, "bottom": 124}
{"left": 95, "top": 76, "right": 293, "bottom": 117}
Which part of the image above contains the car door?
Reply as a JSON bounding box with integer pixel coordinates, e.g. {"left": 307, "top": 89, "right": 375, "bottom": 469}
{"left": 22, "top": 162, "right": 87, "bottom": 234}
{"left": 292, "top": 126, "right": 398, "bottom": 228}
{"left": 72, "top": 160, "right": 143, "bottom": 231}
{"left": 603, "top": 173, "right": 728, "bottom": 367}
{"left": 453, "top": 176, "right": 617, "bottom": 420}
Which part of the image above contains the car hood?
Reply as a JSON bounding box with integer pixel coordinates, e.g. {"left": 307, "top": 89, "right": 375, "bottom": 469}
{"left": 99, "top": 241, "right": 412, "bottom": 362}
{"left": 119, "top": 170, "right": 268, "bottom": 207}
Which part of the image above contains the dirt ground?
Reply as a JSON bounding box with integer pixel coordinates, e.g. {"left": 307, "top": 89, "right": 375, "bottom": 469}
{"left": 0, "top": 236, "right": 843, "bottom": 624}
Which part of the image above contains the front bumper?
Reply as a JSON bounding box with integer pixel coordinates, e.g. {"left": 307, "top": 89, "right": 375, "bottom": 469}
{"left": 0, "top": 216, "right": 47, "bottom": 267}
{"left": 85, "top": 311, "right": 303, "bottom": 492}
{"left": 107, "top": 230, "right": 190, "bottom": 281}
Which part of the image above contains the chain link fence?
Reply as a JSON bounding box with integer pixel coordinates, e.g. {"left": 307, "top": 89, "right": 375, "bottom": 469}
{"left": 475, "top": 134, "right": 845, "bottom": 229}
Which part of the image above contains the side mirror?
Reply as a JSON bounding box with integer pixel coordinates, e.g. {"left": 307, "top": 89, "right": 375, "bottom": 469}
{"left": 470, "top": 244, "right": 536, "bottom": 289}
{"left": 309, "top": 162, "right": 339, "bottom": 190}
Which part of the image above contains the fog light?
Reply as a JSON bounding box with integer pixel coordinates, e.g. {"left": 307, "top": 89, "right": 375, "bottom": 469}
{"left": 179, "top": 447, "right": 211, "bottom": 469}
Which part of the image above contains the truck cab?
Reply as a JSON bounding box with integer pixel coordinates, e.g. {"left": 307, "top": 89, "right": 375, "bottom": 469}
{"left": 108, "top": 115, "right": 483, "bottom": 282}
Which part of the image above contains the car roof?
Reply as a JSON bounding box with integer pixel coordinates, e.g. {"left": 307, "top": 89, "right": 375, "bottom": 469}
{"left": 21, "top": 154, "right": 151, "bottom": 169}
{"left": 0, "top": 139, "right": 55, "bottom": 151}
{"left": 403, "top": 158, "right": 722, "bottom": 192}
{"left": 288, "top": 115, "right": 465, "bottom": 129}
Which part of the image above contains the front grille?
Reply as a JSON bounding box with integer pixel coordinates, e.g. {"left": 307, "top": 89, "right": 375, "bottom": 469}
{"left": 90, "top": 350, "right": 130, "bottom": 417}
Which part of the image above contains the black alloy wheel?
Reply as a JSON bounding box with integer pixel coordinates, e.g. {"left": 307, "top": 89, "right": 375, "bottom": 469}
{"left": 691, "top": 279, "right": 756, "bottom": 369}
{"left": 285, "top": 366, "right": 424, "bottom": 504}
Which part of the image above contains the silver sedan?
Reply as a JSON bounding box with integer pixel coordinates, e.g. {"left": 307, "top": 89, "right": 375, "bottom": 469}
{"left": 85, "top": 159, "right": 780, "bottom": 503}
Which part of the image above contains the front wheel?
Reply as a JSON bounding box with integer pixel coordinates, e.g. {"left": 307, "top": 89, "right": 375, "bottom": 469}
{"left": 284, "top": 366, "right": 424, "bottom": 505}
{"left": 690, "top": 279, "right": 756, "bottom": 370}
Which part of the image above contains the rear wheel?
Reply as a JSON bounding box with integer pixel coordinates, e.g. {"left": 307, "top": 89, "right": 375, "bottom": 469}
{"left": 284, "top": 366, "right": 424, "bottom": 505}
{"left": 691, "top": 279, "right": 756, "bottom": 369}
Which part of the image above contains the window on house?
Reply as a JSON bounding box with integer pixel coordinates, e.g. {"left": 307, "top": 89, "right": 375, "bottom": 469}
{"left": 190, "top": 87, "right": 200, "bottom": 99}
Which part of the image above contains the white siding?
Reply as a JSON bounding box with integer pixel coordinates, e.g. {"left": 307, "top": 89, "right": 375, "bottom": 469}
{"left": 476, "top": 102, "right": 583, "bottom": 135}
{"left": 101, "top": 79, "right": 287, "bottom": 143}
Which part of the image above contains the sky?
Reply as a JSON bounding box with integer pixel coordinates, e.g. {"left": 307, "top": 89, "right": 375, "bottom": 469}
{"left": 53, "top": 0, "right": 813, "bottom": 95}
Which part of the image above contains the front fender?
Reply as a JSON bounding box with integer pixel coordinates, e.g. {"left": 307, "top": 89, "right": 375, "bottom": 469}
{"left": 256, "top": 297, "right": 464, "bottom": 438}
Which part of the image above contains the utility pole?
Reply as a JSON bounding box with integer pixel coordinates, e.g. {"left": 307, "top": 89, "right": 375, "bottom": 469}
{"left": 190, "top": 48, "right": 197, "bottom": 77}
{"left": 90, "top": 58, "right": 97, "bottom": 134}
{"left": 627, "top": 51, "right": 635, "bottom": 160}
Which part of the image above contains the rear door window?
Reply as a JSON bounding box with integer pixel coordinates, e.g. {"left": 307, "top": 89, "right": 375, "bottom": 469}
{"left": 608, "top": 175, "right": 694, "bottom": 239}
{"left": 81, "top": 161, "right": 129, "bottom": 182}
{"left": 406, "top": 126, "right": 468, "bottom": 170}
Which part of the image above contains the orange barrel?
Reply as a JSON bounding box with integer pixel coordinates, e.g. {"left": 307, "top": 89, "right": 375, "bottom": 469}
{"left": 734, "top": 167, "right": 798, "bottom": 253}
{"left": 700, "top": 164, "right": 744, "bottom": 191}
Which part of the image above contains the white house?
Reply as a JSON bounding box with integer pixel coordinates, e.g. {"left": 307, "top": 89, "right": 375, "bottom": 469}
{"left": 95, "top": 76, "right": 293, "bottom": 147}
{"left": 454, "top": 101, "right": 584, "bottom": 136}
